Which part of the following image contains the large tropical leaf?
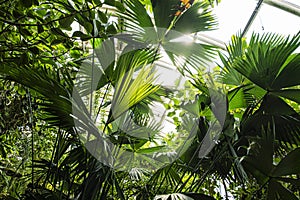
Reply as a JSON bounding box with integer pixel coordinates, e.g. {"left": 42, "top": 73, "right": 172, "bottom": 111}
{"left": 267, "top": 180, "right": 298, "bottom": 200}
{"left": 272, "top": 147, "right": 300, "bottom": 177}
{"left": 220, "top": 32, "right": 300, "bottom": 150}
{"left": 233, "top": 32, "right": 300, "bottom": 91}
{"left": 174, "top": 2, "right": 217, "bottom": 34}
{"left": 121, "top": 0, "right": 154, "bottom": 36}
{"left": 109, "top": 64, "right": 160, "bottom": 122}
{"left": 220, "top": 32, "right": 300, "bottom": 109}
{"left": 151, "top": 0, "right": 179, "bottom": 29}
{"left": 0, "top": 65, "right": 76, "bottom": 130}
{"left": 271, "top": 88, "right": 300, "bottom": 104}
{"left": 218, "top": 34, "right": 247, "bottom": 86}
{"left": 242, "top": 126, "right": 300, "bottom": 199}
{"left": 121, "top": 0, "right": 218, "bottom": 74}
{"left": 240, "top": 95, "right": 300, "bottom": 147}
{"left": 242, "top": 126, "right": 275, "bottom": 182}
{"left": 272, "top": 54, "right": 300, "bottom": 89}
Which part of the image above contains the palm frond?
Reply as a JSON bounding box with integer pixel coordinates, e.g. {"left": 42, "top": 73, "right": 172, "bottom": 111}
{"left": 110, "top": 64, "right": 160, "bottom": 122}
{"left": 272, "top": 53, "right": 300, "bottom": 89}
{"left": 174, "top": 2, "right": 217, "bottom": 34}
{"left": 121, "top": 0, "right": 218, "bottom": 75}
{"left": 162, "top": 39, "right": 216, "bottom": 72}
{"left": 151, "top": 0, "right": 179, "bottom": 29}
{"left": 148, "top": 164, "right": 183, "bottom": 193}
{"left": 218, "top": 34, "right": 247, "bottom": 85}
{"left": 240, "top": 95, "right": 300, "bottom": 148}
{"left": 233, "top": 32, "right": 300, "bottom": 90}
{"left": 271, "top": 89, "right": 300, "bottom": 104}
{"left": 0, "top": 65, "right": 78, "bottom": 130}
{"left": 121, "top": 0, "right": 154, "bottom": 36}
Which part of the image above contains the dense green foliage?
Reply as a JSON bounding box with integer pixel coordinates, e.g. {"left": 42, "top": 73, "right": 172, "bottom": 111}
{"left": 0, "top": 0, "right": 300, "bottom": 199}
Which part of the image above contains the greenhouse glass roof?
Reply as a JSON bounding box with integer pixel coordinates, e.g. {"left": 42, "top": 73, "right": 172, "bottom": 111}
{"left": 200, "top": 0, "right": 300, "bottom": 47}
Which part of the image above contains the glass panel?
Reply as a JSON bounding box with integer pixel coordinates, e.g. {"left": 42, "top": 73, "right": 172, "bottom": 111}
{"left": 286, "top": 0, "right": 300, "bottom": 6}
{"left": 205, "top": 0, "right": 257, "bottom": 43}
{"left": 246, "top": 2, "right": 300, "bottom": 37}
{"left": 201, "top": 0, "right": 300, "bottom": 44}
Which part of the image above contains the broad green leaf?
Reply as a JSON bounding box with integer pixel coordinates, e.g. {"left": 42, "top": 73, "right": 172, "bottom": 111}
{"left": 83, "top": 21, "right": 93, "bottom": 33}
{"left": 51, "top": 39, "right": 65, "bottom": 46}
{"left": 136, "top": 146, "right": 166, "bottom": 154}
{"left": 98, "top": 10, "right": 108, "bottom": 23}
{"left": 272, "top": 54, "right": 300, "bottom": 89}
{"left": 232, "top": 32, "right": 300, "bottom": 91}
{"left": 276, "top": 177, "right": 300, "bottom": 187}
{"left": 72, "top": 31, "right": 91, "bottom": 41}
{"left": 181, "top": 100, "right": 202, "bottom": 117}
{"left": 115, "top": 1, "right": 125, "bottom": 12}
{"left": 50, "top": 28, "right": 67, "bottom": 37}
{"left": 267, "top": 180, "right": 298, "bottom": 200}
{"left": 107, "top": 24, "right": 117, "bottom": 34}
{"left": 152, "top": 0, "right": 179, "bottom": 29}
{"left": 242, "top": 127, "right": 275, "bottom": 184}
{"left": 93, "top": 0, "right": 102, "bottom": 4}
{"left": 259, "top": 94, "right": 297, "bottom": 116}
{"left": 110, "top": 65, "right": 160, "bottom": 122}
{"left": 242, "top": 153, "right": 270, "bottom": 184}
{"left": 174, "top": 2, "right": 217, "bottom": 34}
{"left": 123, "top": 0, "right": 153, "bottom": 29}
{"left": 272, "top": 147, "right": 300, "bottom": 177}
{"left": 218, "top": 53, "right": 244, "bottom": 86}
{"left": 228, "top": 86, "right": 247, "bottom": 110}
{"left": 59, "top": 15, "right": 75, "bottom": 30}
{"left": 241, "top": 94, "right": 300, "bottom": 147}
{"left": 104, "top": 0, "right": 124, "bottom": 11}
{"left": 271, "top": 89, "right": 300, "bottom": 104}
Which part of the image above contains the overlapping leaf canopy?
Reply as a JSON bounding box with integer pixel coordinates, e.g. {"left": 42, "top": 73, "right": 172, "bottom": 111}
{"left": 1, "top": 0, "right": 300, "bottom": 199}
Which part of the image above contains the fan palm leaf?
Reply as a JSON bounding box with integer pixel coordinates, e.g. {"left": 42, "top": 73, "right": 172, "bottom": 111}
{"left": 234, "top": 32, "right": 300, "bottom": 91}
{"left": 242, "top": 126, "right": 300, "bottom": 200}
{"left": 219, "top": 32, "right": 300, "bottom": 147}
{"left": 109, "top": 63, "right": 160, "bottom": 123}
{"left": 0, "top": 65, "right": 78, "bottom": 129}
{"left": 220, "top": 32, "right": 300, "bottom": 106}
{"left": 120, "top": 0, "right": 218, "bottom": 73}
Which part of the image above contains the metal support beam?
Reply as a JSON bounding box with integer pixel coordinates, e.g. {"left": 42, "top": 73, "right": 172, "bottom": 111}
{"left": 242, "top": 0, "right": 264, "bottom": 37}
{"left": 196, "top": 33, "right": 227, "bottom": 50}
{"left": 264, "top": 0, "right": 300, "bottom": 17}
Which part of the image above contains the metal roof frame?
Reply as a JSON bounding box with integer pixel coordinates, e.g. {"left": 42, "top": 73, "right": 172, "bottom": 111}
{"left": 264, "top": 0, "right": 300, "bottom": 17}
